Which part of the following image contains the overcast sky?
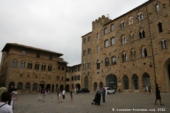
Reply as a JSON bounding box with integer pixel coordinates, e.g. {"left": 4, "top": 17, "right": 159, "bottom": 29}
{"left": 0, "top": 0, "right": 148, "bottom": 66}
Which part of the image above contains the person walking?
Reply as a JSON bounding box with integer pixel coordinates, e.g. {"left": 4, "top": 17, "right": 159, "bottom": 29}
{"left": 101, "top": 87, "right": 106, "bottom": 103}
{"left": 57, "top": 89, "right": 61, "bottom": 102}
{"left": 70, "top": 89, "right": 73, "bottom": 101}
{"left": 91, "top": 88, "right": 101, "bottom": 105}
{"left": 41, "top": 88, "right": 46, "bottom": 102}
{"left": 8, "top": 86, "right": 14, "bottom": 105}
{"left": 37, "top": 86, "right": 42, "bottom": 100}
{"left": 10, "top": 88, "right": 18, "bottom": 109}
{"left": 0, "top": 91, "right": 13, "bottom": 113}
{"left": 62, "top": 89, "right": 65, "bottom": 101}
{"left": 155, "top": 84, "right": 163, "bottom": 105}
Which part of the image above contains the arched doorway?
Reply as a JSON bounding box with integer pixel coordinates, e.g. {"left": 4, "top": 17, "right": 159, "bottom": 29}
{"left": 60, "top": 85, "right": 63, "bottom": 91}
{"left": 76, "top": 84, "right": 81, "bottom": 90}
{"left": 106, "top": 74, "right": 117, "bottom": 89}
{"left": 56, "top": 84, "right": 58, "bottom": 91}
{"left": 66, "top": 84, "right": 69, "bottom": 92}
{"left": 122, "top": 75, "right": 129, "bottom": 89}
{"left": 84, "top": 76, "right": 88, "bottom": 88}
{"left": 94, "top": 82, "right": 97, "bottom": 91}
{"left": 8, "top": 82, "right": 15, "bottom": 89}
{"left": 163, "top": 58, "right": 170, "bottom": 92}
{"left": 99, "top": 82, "right": 103, "bottom": 89}
{"left": 132, "top": 74, "right": 139, "bottom": 89}
{"left": 40, "top": 81, "right": 45, "bottom": 89}
{"left": 46, "top": 84, "right": 51, "bottom": 92}
{"left": 142, "top": 73, "right": 150, "bottom": 86}
{"left": 52, "top": 84, "right": 54, "bottom": 92}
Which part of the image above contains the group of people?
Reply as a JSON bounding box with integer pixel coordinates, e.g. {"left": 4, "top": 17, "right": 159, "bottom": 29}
{"left": 0, "top": 86, "right": 18, "bottom": 113}
{"left": 143, "top": 85, "right": 151, "bottom": 94}
{"left": 91, "top": 86, "right": 107, "bottom": 106}
{"left": 37, "top": 87, "right": 47, "bottom": 102}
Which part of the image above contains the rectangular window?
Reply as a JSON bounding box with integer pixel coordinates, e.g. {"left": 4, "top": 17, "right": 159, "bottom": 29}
{"left": 88, "top": 48, "right": 91, "bottom": 54}
{"left": 22, "top": 51, "right": 26, "bottom": 56}
{"left": 83, "top": 50, "right": 86, "bottom": 56}
{"left": 49, "top": 55, "right": 53, "bottom": 60}
{"left": 41, "top": 65, "right": 46, "bottom": 71}
{"left": 88, "top": 37, "right": 90, "bottom": 42}
{"left": 96, "top": 33, "right": 99, "bottom": 39}
{"left": 83, "top": 39, "right": 86, "bottom": 44}
{"left": 36, "top": 53, "right": 40, "bottom": 58}
{"left": 20, "top": 61, "right": 25, "bottom": 68}
{"left": 48, "top": 65, "right": 52, "bottom": 71}
{"left": 111, "top": 37, "right": 116, "bottom": 45}
{"left": 27, "top": 63, "right": 32, "bottom": 69}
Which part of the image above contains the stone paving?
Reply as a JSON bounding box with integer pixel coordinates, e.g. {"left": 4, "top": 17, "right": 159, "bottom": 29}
{"left": 13, "top": 92, "right": 170, "bottom": 113}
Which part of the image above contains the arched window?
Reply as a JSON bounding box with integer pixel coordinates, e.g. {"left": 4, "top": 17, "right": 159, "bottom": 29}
{"left": 122, "top": 53, "right": 127, "bottom": 62}
{"left": 96, "top": 33, "right": 99, "bottom": 39}
{"left": 121, "top": 36, "right": 126, "bottom": 45}
{"left": 17, "top": 82, "right": 23, "bottom": 90}
{"left": 141, "top": 48, "right": 147, "bottom": 58}
{"left": 155, "top": 3, "right": 160, "bottom": 11}
{"left": 32, "top": 83, "right": 37, "bottom": 90}
{"left": 20, "top": 61, "right": 25, "bottom": 68}
{"left": 104, "top": 27, "right": 108, "bottom": 35}
{"left": 161, "top": 40, "right": 167, "bottom": 49}
{"left": 137, "top": 13, "right": 144, "bottom": 21}
{"left": 131, "top": 50, "right": 136, "bottom": 60}
{"left": 104, "top": 39, "right": 109, "bottom": 47}
{"left": 25, "top": 82, "right": 30, "bottom": 90}
{"left": 130, "top": 33, "right": 134, "bottom": 42}
{"left": 12, "top": 59, "right": 17, "bottom": 68}
{"left": 128, "top": 17, "right": 133, "bottom": 25}
{"left": 120, "top": 21, "right": 125, "bottom": 29}
{"left": 96, "top": 60, "right": 100, "bottom": 69}
{"left": 105, "top": 58, "right": 110, "bottom": 66}
{"left": 139, "top": 30, "right": 145, "bottom": 39}
{"left": 111, "top": 56, "right": 116, "bottom": 65}
{"left": 111, "top": 37, "right": 116, "bottom": 45}
{"left": 158, "top": 22, "right": 163, "bottom": 32}
{"left": 110, "top": 24, "right": 114, "bottom": 31}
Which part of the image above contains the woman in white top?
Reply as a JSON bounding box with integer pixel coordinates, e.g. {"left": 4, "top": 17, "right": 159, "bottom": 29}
{"left": 62, "top": 89, "right": 65, "bottom": 101}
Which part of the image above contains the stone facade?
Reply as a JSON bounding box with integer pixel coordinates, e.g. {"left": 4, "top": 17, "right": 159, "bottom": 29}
{"left": 0, "top": 43, "right": 67, "bottom": 93}
{"left": 81, "top": 0, "right": 170, "bottom": 93}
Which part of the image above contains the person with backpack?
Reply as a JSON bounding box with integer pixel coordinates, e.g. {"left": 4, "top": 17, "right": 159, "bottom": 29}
{"left": 10, "top": 88, "right": 18, "bottom": 109}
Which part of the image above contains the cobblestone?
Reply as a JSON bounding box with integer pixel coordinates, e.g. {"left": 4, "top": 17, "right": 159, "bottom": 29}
{"left": 13, "top": 92, "right": 170, "bottom": 113}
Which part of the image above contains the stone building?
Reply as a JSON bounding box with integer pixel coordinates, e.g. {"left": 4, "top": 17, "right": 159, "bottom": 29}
{"left": 66, "top": 64, "right": 81, "bottom": 92}
{"left": 0, "top": 43, "right": 67, "bottom": 93}
{"left": 81, "top": 0, "right": 170, "bottom": 93}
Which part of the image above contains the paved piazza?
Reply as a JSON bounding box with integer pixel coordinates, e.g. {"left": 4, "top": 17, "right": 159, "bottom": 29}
{"left": 13, "top": 92, "right": 170, "bottom": 113}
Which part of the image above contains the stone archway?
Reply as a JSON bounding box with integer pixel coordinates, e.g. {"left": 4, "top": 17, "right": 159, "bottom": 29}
{"left": 84, "top": 76, "right": 88, "bottom": 88}
{"left": 132, "top": 74, "right": 139, "bottom": 90}
{"left": 99, "top": 82, "right": 103, "bottom": 89}
{"left": 106, "top": 74, "right": 117, "bottom": 89}
{"left": 94, "top": 82, "right": 97, "bottom": 91}
{"left": 46, "top": 84, "right": 51, "bottom": 92}
{"left": 142, "top": 73, "right": 150, "bottom": 86}
{"left": 66, "top": 84, "right": 69, "bottom": 92}
{"left": 76, "top": 84, "right": 81, "bottom": 90}
{"left": 122, "top": 75, "right": 129, "bottom": 90}
{"left": 163, "top": 58, "right": 170, "bottom": 92}
{"left": 8, "top": 82, "right": 15, "bottom": 89}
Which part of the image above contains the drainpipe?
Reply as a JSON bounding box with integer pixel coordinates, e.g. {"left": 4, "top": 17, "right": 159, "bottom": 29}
{"left": 145, "top": 3, "right": 157, "bottom": 85}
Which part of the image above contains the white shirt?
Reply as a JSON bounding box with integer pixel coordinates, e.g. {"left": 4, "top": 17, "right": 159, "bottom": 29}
{"left": 11, "top": 91, "right": 18, "bottom": 99}
{"left": 62, "top": 90, "right": 65, "bottom": 95}
{"left": 0, "top": 102, "right": 13, "bottom": 113}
